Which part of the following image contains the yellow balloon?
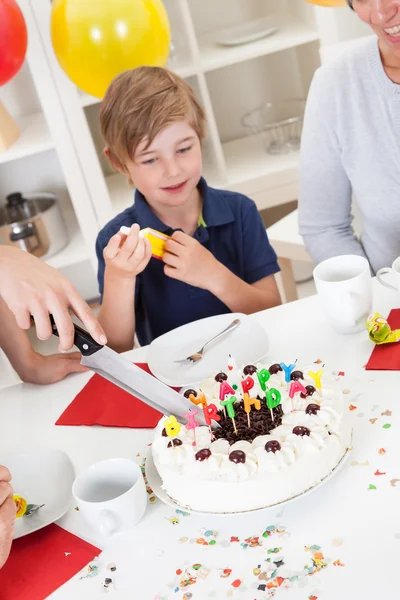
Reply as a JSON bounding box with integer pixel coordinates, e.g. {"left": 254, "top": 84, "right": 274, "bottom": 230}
{"left": 51, "top": 0, "right": 171, "bottom": 99}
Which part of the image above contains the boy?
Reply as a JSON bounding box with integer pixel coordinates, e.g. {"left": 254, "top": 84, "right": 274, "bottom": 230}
{"left": 96, "top": 67, "right": 281, "bottom": 352}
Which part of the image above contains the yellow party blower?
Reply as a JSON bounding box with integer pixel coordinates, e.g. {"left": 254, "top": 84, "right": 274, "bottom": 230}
{"left": 120, "top": 226, "right": 170, "bottom": 260}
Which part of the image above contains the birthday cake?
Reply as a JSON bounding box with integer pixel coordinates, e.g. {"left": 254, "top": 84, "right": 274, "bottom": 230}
{"left": 152, "top": 361, "right": 352, "bottom": 513}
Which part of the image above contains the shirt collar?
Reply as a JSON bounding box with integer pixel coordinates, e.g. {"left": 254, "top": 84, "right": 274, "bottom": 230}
{"left": 134, "top": 177, "right": 235, "bottom": 232}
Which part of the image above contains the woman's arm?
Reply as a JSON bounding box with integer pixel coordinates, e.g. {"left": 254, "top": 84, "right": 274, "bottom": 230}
{"left": 299, "top": 67, "right": 366, "bottom": 264}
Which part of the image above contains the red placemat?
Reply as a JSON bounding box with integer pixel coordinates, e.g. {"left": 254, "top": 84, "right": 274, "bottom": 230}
{"left": 366, "top": 309, "right": 400, "bottom": 370}
{"left": 0, "top": 524, "right": 101, "bottom": 600}
{"left": 56, "top": 363, "right": 176, "bottom": 428}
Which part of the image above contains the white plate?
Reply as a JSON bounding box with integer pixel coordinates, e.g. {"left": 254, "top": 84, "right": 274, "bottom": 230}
{"left": 147, "top": 313, "right": 269, "bottom": 387}
{"left": 215, "top": 17, "right": 279, "bottom": 47}
{"left": 145, "top": 439, "right": 352, "bottom": 516}
{"left": 2, "top": 448, "right": 75, "bottom": 539}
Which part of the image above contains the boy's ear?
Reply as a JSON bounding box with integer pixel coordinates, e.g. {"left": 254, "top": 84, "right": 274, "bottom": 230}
{"left": 103, "top": 146, "right": 126, "bottom": 175}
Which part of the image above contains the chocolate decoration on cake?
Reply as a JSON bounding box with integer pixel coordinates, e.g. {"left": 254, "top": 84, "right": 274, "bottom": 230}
{"left": 184, "top": 389, "right": 197, "bottom": 399}
{"left": 213, "top": 401, "right": 284, "bottom": 444}
{"left": 292, "top": 426, "right": 311, "bottom": 437}
{"left": 168, "top": 438, "right": 183, "bottom": 448}
{"left": 162, "top": 428, "right": 168, "bottom": 437}
{"left": 290, "top": 370, "right": 304, "bottom": 381}
{"left": 195, "top": 448, "right": 212, "bottom": 461}
{"left": 305, "top": 403, "right": 321, "bottom": 415}
{"left": 268, "top": 363, "right": 283, "bottom": 375}
{"left": 265, "top": 440, "right": 281, "bottom": 453}
{"left": 229, "top": 450, "right": 246, "bottom": 464}
{"left": 300, "top": 385, "right": 316, "bottom": 398}
{"left": 243, "top": 364, "right": 257, "bottom": 375}
{"left": 215, "top": 372, "right": 228, "bottom": 383}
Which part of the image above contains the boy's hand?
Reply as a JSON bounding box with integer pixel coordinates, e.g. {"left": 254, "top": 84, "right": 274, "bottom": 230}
{"left": 103, "top": 224, "right": 152, "bottom": 281}
{"left": 163, "top": 231, "right": 223, "bottom": 289}
{"left": 18, "top": 352, "right": 89, "bottom": 385}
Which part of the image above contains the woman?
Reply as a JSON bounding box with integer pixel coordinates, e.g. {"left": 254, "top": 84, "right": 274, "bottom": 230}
{"left": 299, "top": 0, "right": 400, "bottom": 273}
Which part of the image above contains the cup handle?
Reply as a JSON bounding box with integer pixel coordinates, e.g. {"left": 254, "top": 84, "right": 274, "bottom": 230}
{"left": 97, "top": 509, "right": 119, "bottom": 536}
{"left": 376, "top": 268, "right": 399, "bottom": 291}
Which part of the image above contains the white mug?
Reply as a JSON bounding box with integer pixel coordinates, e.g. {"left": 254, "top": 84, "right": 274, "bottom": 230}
{"left": 313, "top": 255, "right": 372, "bottom": 334}
{"left": 376, "top": 256, "right": 400, "bottom": 292}
{"left": 72, "top": 458, "right": 147, "bottom": 536}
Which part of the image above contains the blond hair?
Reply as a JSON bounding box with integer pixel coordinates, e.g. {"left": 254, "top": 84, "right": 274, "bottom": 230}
{"left": 100, "top": 66, "right": 206, "bottom": 169}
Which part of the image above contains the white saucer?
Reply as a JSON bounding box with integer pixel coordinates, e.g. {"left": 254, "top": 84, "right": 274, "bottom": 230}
{"left": 215, "top": 17, "right": 279, "bottom": 47}
{"left": 145, "top": 439, "right": 352, "bottom": 516}
{"left": 148, "top": 312, "right": 269, "bottom": 387}
{"left": 2, "top": 448, "right": 75, "bottom": 539}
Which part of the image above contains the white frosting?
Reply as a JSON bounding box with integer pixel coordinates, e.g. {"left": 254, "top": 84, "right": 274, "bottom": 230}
{"left": 153, "top": 362, "right": 352, "bottom": 513}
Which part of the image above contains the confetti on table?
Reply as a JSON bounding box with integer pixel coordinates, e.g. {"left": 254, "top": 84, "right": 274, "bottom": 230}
{"left": 383, "top": 424, "right": 392, "bottom": 429}
{"left": 390, "top": 479, "right": 400, "bottom": 487}
{"left": 338, "top": 371, "right": 345, "bottom": 376}
{"left": 351, "top": 460, "right": 369, "bottom": 467}
{"left": 370, "top": 418, "right": 378, "bottom": 424}
{"left": 375, "top": 470, "right": 386, "bottom": 476}
{"left": 368, "top": 484, "right": 377, "bottom": 490}
{"left": 309, "top": 596, "right": 318, "bottom": 600}
{"left": 64, "top": 552, "right": 71, "bottom": 557}
{"left": 231, "top": 579, "right": 241, "bottom": 588}
{"left": 378, "top": 448, "right": 387, "bottom": 455}
{"left": 220, "top": 569, "right": 232, "bottom": 578}
{"left": 314, "top": 359, "right": 323, "bottom": 364}
{"left": 333, "top": 560, "right": 345, "bottom": 567}
{"left": 348, "top": 404, "right": 357, "bottom": 411}
{"left": 179, "top": 537, "right": 188, "bottom": 544}
{"left": 343, "top": 389, "right": 351, "bottom": 395}
{"left": 382, "top": 410, "right": 392, "bottom": 416}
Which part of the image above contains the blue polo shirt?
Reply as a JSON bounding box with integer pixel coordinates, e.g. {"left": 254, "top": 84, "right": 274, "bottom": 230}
{"left": 96, "top": 178, "right": 279, "bottom": 346}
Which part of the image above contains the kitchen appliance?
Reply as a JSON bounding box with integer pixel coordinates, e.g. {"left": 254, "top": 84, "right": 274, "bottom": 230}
{"left": 0, "top": 191, "right": 68, "bottom": 259}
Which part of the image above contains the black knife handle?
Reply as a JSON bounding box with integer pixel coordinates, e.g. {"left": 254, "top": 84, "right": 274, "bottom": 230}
{"left": 49, "top": 315, "right": 103, "bottom": 356}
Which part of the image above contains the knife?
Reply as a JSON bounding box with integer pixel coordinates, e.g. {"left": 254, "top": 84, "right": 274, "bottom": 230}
{"left": 48, "top": 318, "right": 208, "bottom": 426}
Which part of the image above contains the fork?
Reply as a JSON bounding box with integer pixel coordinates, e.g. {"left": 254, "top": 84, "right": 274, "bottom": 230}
{"left": 174, "top": 318, "right": 241, "bottom": 365}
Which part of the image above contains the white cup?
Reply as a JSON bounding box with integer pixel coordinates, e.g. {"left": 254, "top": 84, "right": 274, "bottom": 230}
{"left": 313, "top": 255, "right": 372, "bottom": 334}
{"left": 376, "top": 256, "right": 400, "bottom": 292}
{"left": 72, "top": 458, "right": 147, "bottom": 536}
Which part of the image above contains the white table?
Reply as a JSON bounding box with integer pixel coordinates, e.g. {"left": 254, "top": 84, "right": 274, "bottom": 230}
{"left": 1, "top": 280, "right": 400, "bottom": 599}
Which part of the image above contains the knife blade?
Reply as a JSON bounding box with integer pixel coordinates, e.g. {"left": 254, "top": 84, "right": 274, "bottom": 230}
{"left": 48, "top": 318, "right": 207, "bottom": 425}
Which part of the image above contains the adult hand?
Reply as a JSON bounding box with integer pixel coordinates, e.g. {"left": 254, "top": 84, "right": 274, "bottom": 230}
{"left": 103, "top": 223, "right": 152, "bottom": 282}
{"left": 163, "top": 231, "right": 222, "bottom": 288}
{"left": 0, "top": 466, "right": 15, "bottom": 570}
{"left": 0, "top": 246, "right": 107, "bottom": 352}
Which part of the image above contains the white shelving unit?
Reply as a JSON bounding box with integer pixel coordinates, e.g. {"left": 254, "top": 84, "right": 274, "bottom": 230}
{"left": 0, "top": 0, "right": 371, "bottom": 301}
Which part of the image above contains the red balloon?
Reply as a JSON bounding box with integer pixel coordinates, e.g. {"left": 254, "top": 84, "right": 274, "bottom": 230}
{"left": 0, "top": 0, "right": 28, "bottom": 86}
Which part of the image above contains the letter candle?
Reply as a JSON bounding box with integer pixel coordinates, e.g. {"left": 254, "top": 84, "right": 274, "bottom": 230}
{"left": 280, "top": 360, "right": 298, "bottom": 388}
{"left": 308, "top": 368, "right": 324, "bottom": 396}
{"left": 220, "top": 395, "right": 238, "bottom": 434}
{"left": 288, "top": 380, "right": 307, "bottom": 409}
{"left": 189, "top": 392, "right": 207, "bottom": 409}
{"left": 164, "top": 415, "right": 181, "bottom": 448}
{"left": 184, "top": 409, "right": 200, "bottom": 446}
{"left": 243, "top": 393, "right": 261, "bottom": 428}
{"left": 266, "top": 388, "right": 282, "bottom": 421}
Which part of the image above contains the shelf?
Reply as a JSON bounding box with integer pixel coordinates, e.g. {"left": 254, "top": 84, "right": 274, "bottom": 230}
{"left": 0, "top": 113, "right": 54, "bottom": 165}
{"left": 45, "top": 219, "right": 88, "bottom": 269}
{"left": 223, "top": 133, "right": 300, "bottom": 197}
{"left": 198, "top": 15, "right": 320, "bottom": 73}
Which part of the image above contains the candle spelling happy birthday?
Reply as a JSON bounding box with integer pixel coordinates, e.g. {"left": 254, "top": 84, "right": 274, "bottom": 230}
{"left": 308, "top": 368, "right": 324, "bottom": 396}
